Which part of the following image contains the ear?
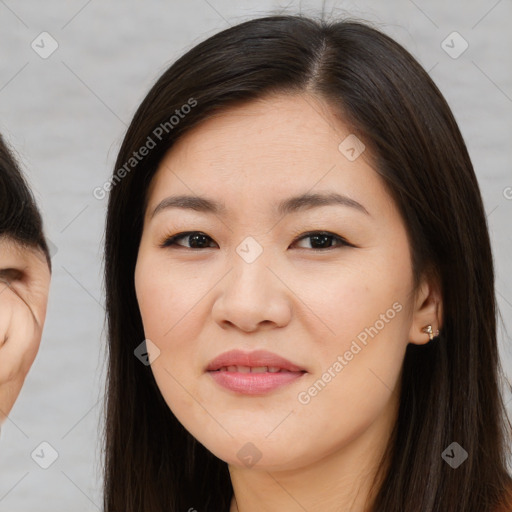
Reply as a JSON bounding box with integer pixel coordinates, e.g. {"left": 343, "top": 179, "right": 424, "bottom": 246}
{"left": 408, "top": 270, "right": 443, "bottom": 345}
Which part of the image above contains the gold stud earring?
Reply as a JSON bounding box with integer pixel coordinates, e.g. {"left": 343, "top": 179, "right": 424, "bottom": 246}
{"left": 422, "top": 324, "right": 440, "bottom": 341}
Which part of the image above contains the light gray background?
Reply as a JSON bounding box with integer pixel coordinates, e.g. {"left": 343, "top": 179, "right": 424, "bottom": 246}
{"left": 0, "top": 0, "right": 511, "bottom": 510}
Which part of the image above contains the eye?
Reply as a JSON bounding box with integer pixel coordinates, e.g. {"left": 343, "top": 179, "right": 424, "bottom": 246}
{"left": 160, "top": 231, "right": 217, "bottom": 249}
{"left": 290, "top": 231, "right": 353, "bottom": 250}
{"left": 0, "top": 268, "right": 24, "bottom": 282}
{"left": 160, "top": 230, "right": 354, "bottom": 250}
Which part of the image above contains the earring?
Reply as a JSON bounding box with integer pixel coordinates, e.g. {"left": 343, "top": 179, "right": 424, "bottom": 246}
{"left": 422, "top": 324, "right": 440, "bottom": 341}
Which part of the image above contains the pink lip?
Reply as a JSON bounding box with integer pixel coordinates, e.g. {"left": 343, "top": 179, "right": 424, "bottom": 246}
{"left": 206, "top": 349, "right": 305, "bottom": 372}
{"left": 206, "top": 349, "right": 307, "bottom": 395}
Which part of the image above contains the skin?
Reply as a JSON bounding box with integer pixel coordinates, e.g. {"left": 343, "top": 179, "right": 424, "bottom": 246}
{"left": 134, "top": 93, "right": 443, "bottom": 512}
{"left": 0, "top": 238, "right": 50, "bottom": 425}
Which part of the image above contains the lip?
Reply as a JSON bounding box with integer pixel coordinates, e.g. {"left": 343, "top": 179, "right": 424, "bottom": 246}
{"left": 206, "top": 349, "right": 307, "bottom": 395}
{"left": 206, "top": 349, "right": 306, "bottom": 372}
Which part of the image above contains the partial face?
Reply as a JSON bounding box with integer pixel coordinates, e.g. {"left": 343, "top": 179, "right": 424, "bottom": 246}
{"left": 0, "top": 238, "right": 50, "bottom": 423}
{"left": 134, "top": 93, "right": 420, "bottom": 471}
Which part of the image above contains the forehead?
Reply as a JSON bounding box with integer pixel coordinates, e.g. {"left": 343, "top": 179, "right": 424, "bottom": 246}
{"left": 146, "top": 93, "right": 386, "bottom": 218}
{"left": 159, "top": 93, "right": 351, "bottom": 169}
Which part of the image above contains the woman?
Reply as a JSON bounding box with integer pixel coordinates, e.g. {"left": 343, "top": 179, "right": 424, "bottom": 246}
{"left": 0, "top": 134, "right": 51, "bottom": 426}
{"left": 103, "top": 14, "right": 512, "bottom": 511}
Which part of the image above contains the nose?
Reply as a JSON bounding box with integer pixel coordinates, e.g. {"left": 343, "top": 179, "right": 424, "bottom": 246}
{"left": 211, "top": 254, "right": 292, "bottom": 333}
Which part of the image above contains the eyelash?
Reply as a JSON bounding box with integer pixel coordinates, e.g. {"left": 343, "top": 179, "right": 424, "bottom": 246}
{"left": 159, "top": 230, "right": 354, "bottom": 251}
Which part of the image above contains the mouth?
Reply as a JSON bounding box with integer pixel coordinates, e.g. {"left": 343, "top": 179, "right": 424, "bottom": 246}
{"left": 206, "top": 350, "right": 307, "bottom": 395}
{"left": 205, "top": 348, "right": 306, "bottom": 372}
{"left": 211, "top": 365, "right": 301, "bottom": 373}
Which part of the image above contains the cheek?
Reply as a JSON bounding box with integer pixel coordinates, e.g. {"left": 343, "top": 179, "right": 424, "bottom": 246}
{"left": 299, "top": 273, "right": 409, "bottom": 409}
{"left": 285, "top": 271, "right": 409, "bottom": 466}
{"left": 134, "top": 256, "right": 208, "bottom": 409}
{"left": 135, "top": 253, "right": 206, "bottom": 341}
{"left": 295, "top": 253, "right": 410, "bottom": 352}
{"left": 294, "top": 246, "right": 412, "bottom": 415}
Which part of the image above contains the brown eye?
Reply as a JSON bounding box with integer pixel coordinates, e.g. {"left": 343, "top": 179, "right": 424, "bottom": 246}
{"left": 160, "top": 230, "right": 353, "bottom": 251}
{"left": 291, "top": 231, "right": 352, "bottom": 250}
{"left": 161, "top": 232, "right": 217, "bottom": 249}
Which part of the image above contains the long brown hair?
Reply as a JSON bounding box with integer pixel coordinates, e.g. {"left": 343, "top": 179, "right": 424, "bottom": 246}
{"left": 103, "top": 13, "right": 512, "bottom": 511}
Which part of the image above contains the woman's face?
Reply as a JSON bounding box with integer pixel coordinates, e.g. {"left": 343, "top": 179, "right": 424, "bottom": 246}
{"left": 134, "top": 93, "right": 434, "bottom": 471}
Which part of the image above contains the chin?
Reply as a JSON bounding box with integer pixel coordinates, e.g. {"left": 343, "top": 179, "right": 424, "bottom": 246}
{"left": 197, "top": 434, "right": 311, "bottom": 472}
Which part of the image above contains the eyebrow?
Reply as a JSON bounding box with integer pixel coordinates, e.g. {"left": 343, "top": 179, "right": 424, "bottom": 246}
{"left": 151, "top": 191, "right": 370, "bottom": 219}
